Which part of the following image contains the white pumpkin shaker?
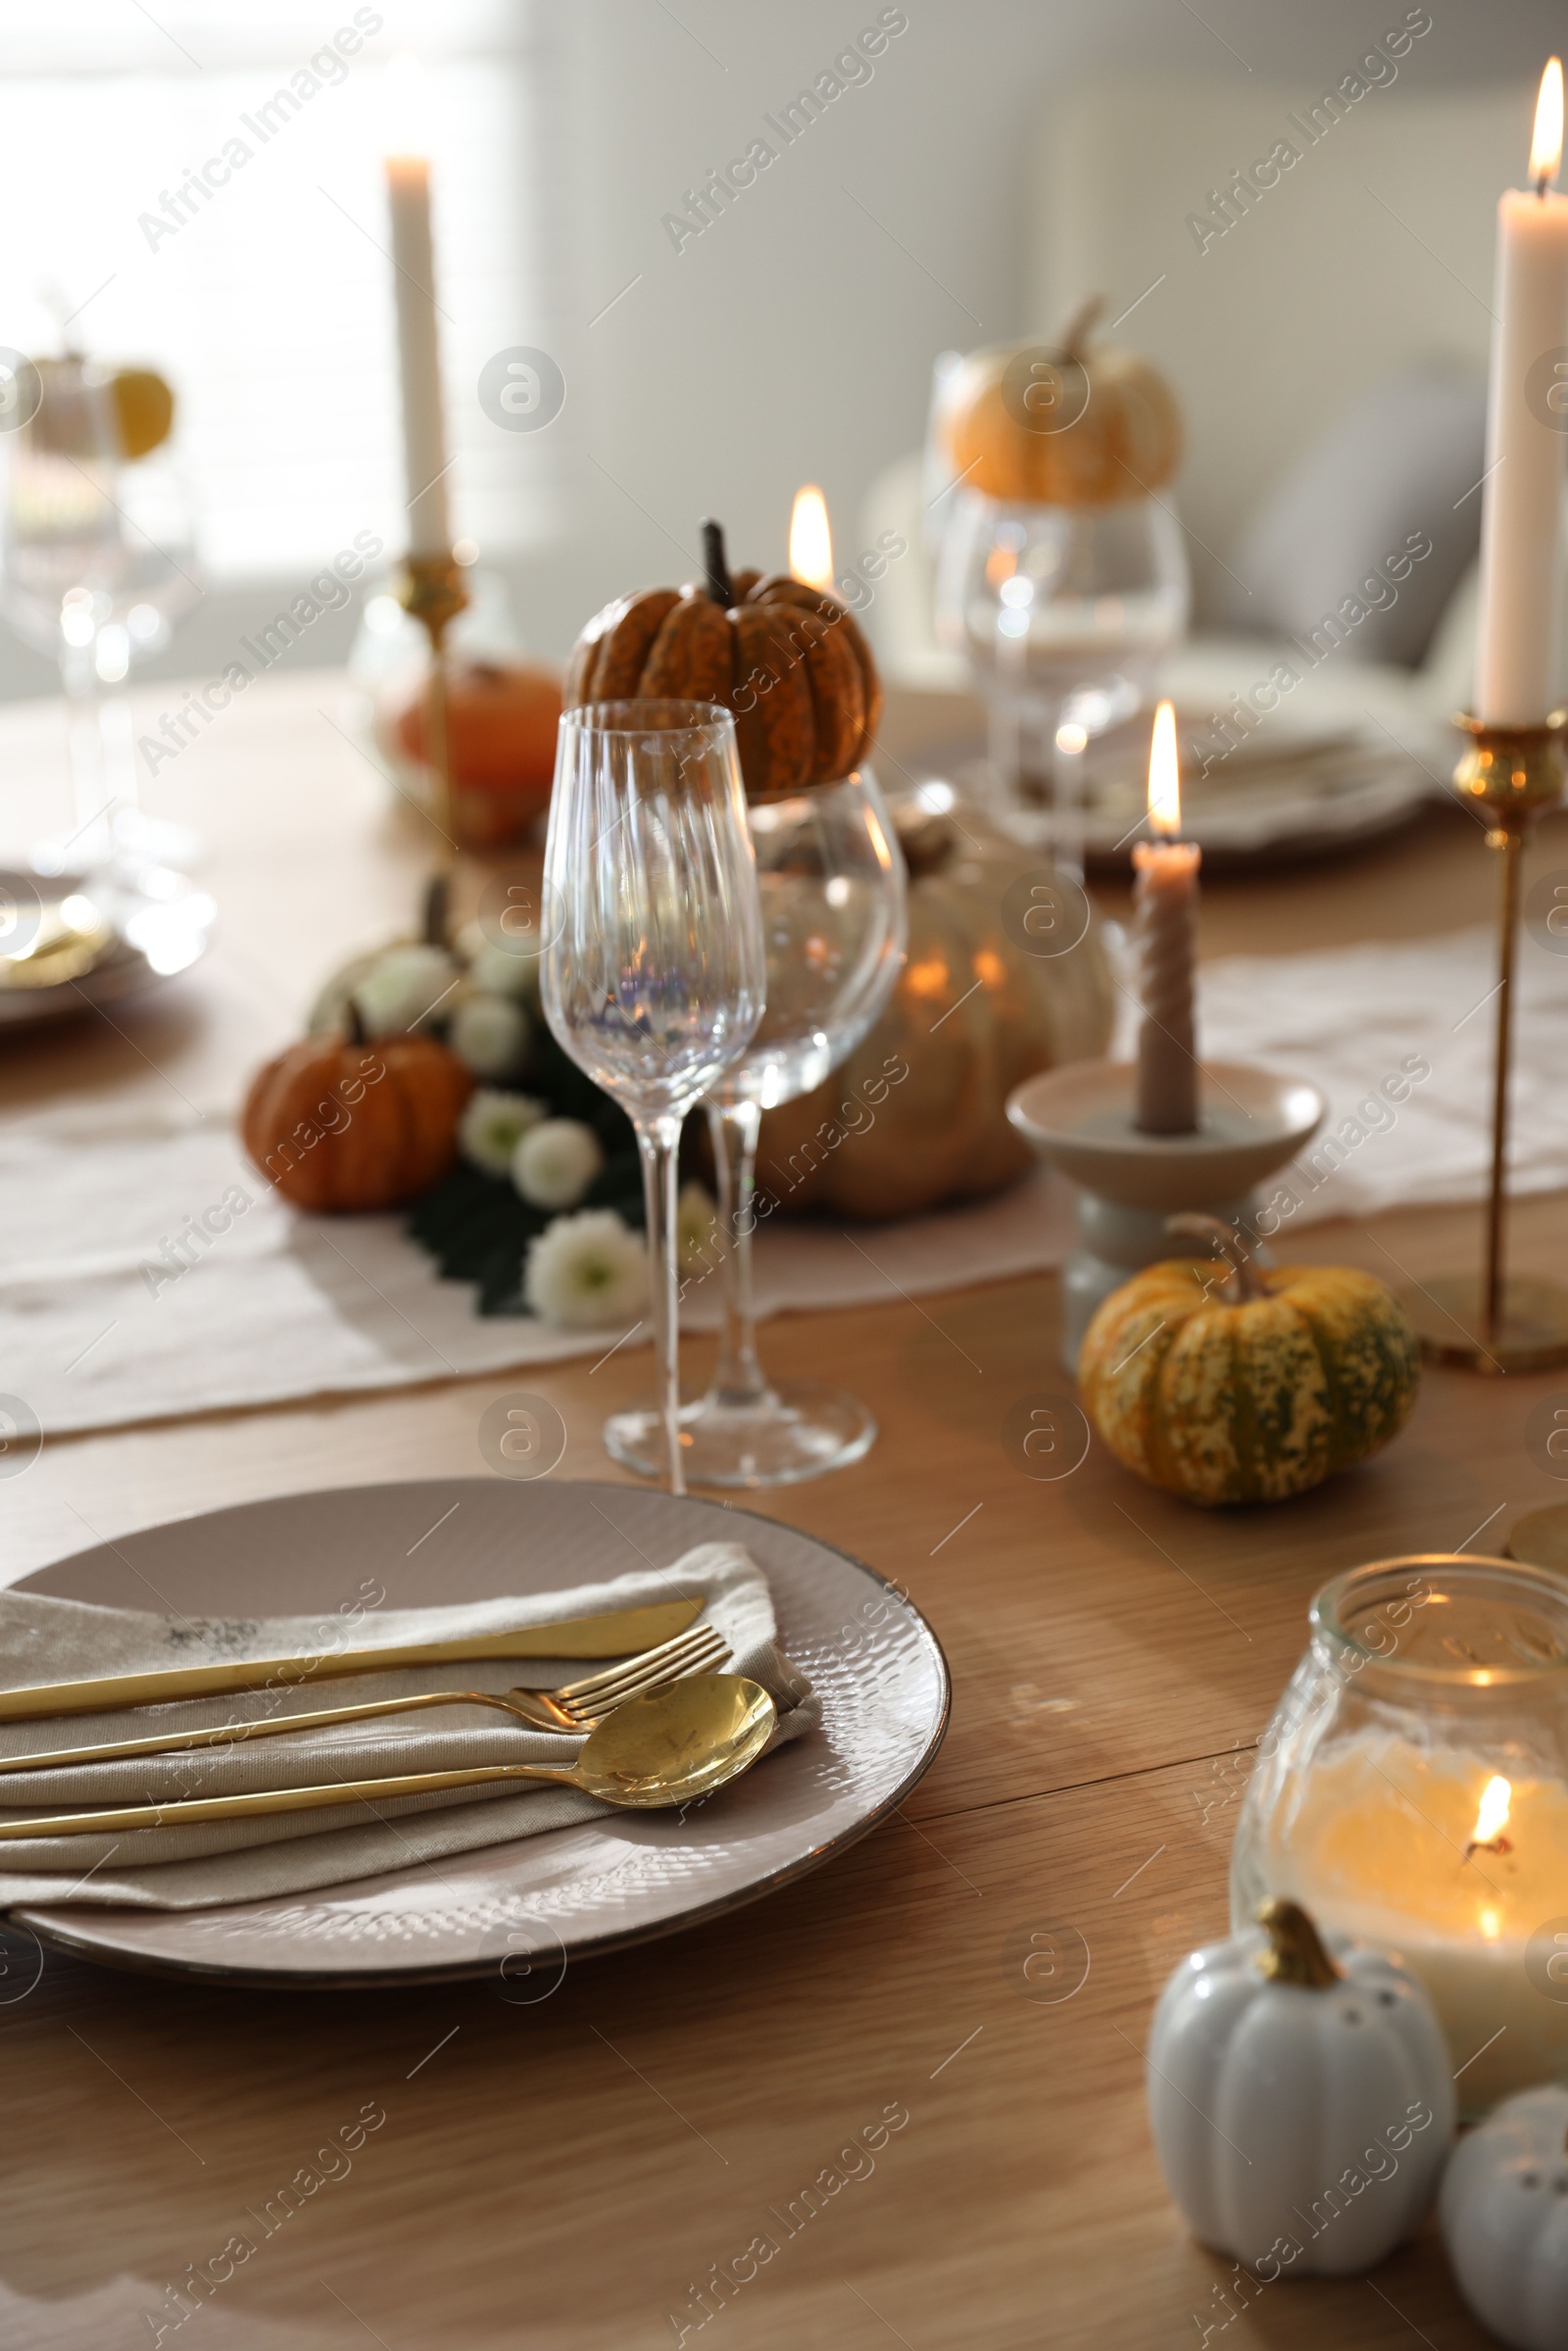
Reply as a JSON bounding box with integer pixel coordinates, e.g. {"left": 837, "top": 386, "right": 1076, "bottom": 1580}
{"left": 1149, "top": 1898, "right": 1455, "bottom": 2276}
{"left": 1441, "top": 2086, "right": 1568, "bottom": 2350}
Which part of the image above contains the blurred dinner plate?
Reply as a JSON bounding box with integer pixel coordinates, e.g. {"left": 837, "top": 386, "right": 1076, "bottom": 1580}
{"left": 957, "top": 712, "right": 1438, "bottom": 868}
{"left": 0, "top": 865, "right": 213, "bottom": 1031}
{"left": 7, "top": 1480, "right": 950, "bottom": 1987}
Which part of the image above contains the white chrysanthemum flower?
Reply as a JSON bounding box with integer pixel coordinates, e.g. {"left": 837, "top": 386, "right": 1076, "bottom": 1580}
{"left": 351, "top": 943, "right": 458, "bottom": 1036}
{"left": 677, "top": 1179, "right": 724, "bottom": 1272}
{"left": 513, "top": 1117, "right": 605, "bottom": 1210}
{"left": 456, "top": 919, "right": 542, "bottom": 1003}
{"left": 525, "top": 1209, "right": 649, "bottom": 1328}
{"left": 458, "top": 1089, "right": 548, "bottom": 1177}
{"left": 449, "top": 993, "right": 530, "bottom": 1078}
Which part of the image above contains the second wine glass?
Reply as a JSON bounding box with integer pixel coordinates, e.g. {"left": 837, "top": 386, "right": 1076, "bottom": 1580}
{"left": 607, "top": 763, "right": 906, "bottom": 1488}
{"left": 541, "top": 699, "right": 765, "bottom": 1495}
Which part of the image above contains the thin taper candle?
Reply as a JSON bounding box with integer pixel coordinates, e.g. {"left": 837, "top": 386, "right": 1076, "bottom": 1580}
{"left": 1133, "top": 700, "right": 1200, "bottom": 1135}
{"left": 386, "top": 150, "right": 451, "bottom": 559}
{"left": 1476, "top": 58, "right": 1568, "bottom": 723}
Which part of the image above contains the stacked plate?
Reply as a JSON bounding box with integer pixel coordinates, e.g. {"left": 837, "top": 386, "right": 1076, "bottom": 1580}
{"left": 0, "top": 867, "right": 213, "bottom": 1029}
{"left": 963, "top": 711, "right": 1440, "bottom": 868}
{"left": 9, "top": 1480, "right": 951, "bottom": 1986}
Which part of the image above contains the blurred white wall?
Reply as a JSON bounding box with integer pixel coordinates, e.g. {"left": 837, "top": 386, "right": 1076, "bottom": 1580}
{"left": 1, "top": 0, "right": 1562, "bottom": 695}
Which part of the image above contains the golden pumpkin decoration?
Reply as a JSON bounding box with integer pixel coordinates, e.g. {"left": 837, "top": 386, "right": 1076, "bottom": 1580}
{"left": 757, "top": 798, "right": 1113, "bottom": 1219}
{"left": 1079, "top": 1217, "right": 1420, "bottom": 1507}
{"left": 242, "top": 1022, "right": 473, "bottom": 1211}
{"left": 564, "top": 519, "right": 881, "bottom": 803}
{"left": 938, "top": 299, "right": 1182, "bottom": 507}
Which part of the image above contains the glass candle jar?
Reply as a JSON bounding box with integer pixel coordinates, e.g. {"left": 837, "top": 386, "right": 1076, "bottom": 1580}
{"left": 1232, "top": 1554, "right": 1568, "bottom": 2119}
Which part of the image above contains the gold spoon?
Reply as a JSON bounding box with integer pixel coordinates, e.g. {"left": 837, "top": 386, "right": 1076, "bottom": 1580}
{"left": 0, "top": 1675, "right": 777, "bottom": 1838}
{"left": 0, "top": 893, "right": 117, "bottom": 992}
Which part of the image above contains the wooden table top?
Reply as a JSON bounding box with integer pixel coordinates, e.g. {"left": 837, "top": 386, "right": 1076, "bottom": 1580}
{"left": 3, "top": 674, "right": 1565, "bottom": 2350}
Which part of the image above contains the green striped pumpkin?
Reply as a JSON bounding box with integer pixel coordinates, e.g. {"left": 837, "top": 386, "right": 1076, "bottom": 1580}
{"left": 1078, "top": 1228, "right": 1420, "bottom": 1507}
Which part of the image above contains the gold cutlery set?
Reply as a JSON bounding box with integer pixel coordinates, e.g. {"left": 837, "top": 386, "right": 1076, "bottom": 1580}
{"left": 0, "top": 1598, "right": 774, "bottom": 1839}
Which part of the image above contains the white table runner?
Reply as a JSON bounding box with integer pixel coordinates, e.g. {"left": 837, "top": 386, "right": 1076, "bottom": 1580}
{"left": 5, "top": 924, "right": 1566, "bottom": 1438}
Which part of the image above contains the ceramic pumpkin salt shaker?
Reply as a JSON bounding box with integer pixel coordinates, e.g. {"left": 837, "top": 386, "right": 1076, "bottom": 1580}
{"left": 1441, "top": 2086, "right": 1568, "bottom": 2351}
{"left": 1149, "top": 1898, "right": 1454, "bottom": 2277}
{"left": 1079, "top": 1214, "right": 1419, "bottom": 1505}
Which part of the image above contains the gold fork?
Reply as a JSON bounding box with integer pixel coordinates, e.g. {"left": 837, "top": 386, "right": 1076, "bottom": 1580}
{"left": 0, "top": 1623, "right": 731, "bottom": 1776}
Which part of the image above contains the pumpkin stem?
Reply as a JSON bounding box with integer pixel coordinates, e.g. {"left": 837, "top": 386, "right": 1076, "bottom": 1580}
{"left": 1059, "top": 294, "right": 1105, "bottom": 363}
{"left": 1254, "top": 1897, "right": 1343, "bottom": 1989}
{"left": 344, "top": 995, "right": 368, "bottom": 1048}
{"left": 1166, "top": 1212, "right": 1266, "bottom": 1304}
{"left": 422, "top": 870, "right": 450, "bottom": 951}
{"left": 700, "top": 517, "right": 734, "bottom": 610}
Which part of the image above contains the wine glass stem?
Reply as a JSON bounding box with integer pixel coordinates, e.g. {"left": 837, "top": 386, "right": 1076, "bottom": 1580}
{"left": 635, "top": 1115, "right": 686, "bottom": 1494}
{"left": 61, "top": 643, "right": 107, "bottom": 841}
{"left": 707, "top": 1099, "right": 770, "bottom": 1410}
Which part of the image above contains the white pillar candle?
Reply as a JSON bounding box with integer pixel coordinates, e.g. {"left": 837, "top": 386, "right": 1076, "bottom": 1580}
{"left": 385, "top": 153, "right": 451, "bottom": 560}
{"left": 1263, "top": 1739, "right": 1568, "bottom": 2113}
{"left": 1477, "top": 59, "right": 1568, "bottom": 725}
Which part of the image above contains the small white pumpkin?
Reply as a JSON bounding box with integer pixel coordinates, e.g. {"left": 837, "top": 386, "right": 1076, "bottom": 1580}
{"left": 1149, "top": 1899, "right": 1455, "bottom": 2276}
{"left": 1441, "top": 2085, "right": 1568, "bottom": 2350}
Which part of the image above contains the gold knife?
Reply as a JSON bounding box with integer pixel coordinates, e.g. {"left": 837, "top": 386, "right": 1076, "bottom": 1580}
{"left": 0, "top": 1597, "right": 703, "bottom": 1724}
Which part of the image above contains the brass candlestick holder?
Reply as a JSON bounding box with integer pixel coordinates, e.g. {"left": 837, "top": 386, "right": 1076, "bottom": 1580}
{"left": 398, "top": 550, "right": 469, "bottom": 936}
{"left": 1398, "top": 710, "right": 1568, "bottom": 1373}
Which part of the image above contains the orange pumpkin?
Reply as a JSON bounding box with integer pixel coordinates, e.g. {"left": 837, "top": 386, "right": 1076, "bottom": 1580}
{"left": 241, "top": 1029, "right": 473, "bottom": 1210}
{"left": 938, "top": 301, "right": 1182, "bottom": 507}
{"left": 564, "top": 520, "right": 881, "bottom": 802}
{"left": 394, "top": 659, "right": 563, "bottom": 847}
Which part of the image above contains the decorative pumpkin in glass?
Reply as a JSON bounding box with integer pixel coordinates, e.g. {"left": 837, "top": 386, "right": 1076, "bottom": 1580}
{"left": 932, "top": 304, "right": 1189, "bottom": 820}
{"left": 564, "top": 521, "right": 879, "bottom": 805}
{"left": 1232, "top": 1553, "right": 1568, "bottom": 2118}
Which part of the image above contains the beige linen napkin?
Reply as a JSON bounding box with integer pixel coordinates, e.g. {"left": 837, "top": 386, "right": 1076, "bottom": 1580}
{"left": 0, "top": 1543, "right": 816, "bottom": 1912}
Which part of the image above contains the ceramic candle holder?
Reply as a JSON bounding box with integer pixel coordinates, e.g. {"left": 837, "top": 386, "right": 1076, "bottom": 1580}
{"left": 1006, "top": 1057, "right": 1325, "bottom": 1371}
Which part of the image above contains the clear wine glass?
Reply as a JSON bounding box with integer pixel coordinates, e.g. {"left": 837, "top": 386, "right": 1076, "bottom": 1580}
{"left": 933, "top": 486, "right": 1189, "bottom": 848}
{"left": 607, "top": 764, "right": 906, "bottom": 1489}
{"left": 541, "top": 700, "right": 766, "bottom": 1494}
{"left": 0, "top": 351, "right": 202, "bottom": 883}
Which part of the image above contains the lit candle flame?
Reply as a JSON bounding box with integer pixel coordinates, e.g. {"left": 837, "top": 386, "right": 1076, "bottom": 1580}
{"left": 789, "top": 485, "right": 833, "bottom": 590}
{"left": 1147, "top": 698, "right": 1181, "bottom": 835}
{"left": 1472, "top": 1775, "right": 1512, "bottom": 1847}
{"left": 1532, "top": 58, "right": 1563, "bottom": 188}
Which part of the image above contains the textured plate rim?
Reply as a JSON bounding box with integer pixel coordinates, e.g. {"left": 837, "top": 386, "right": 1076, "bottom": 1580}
{"left": 5, "top": 1480, "right": 952, "bottom": 1990}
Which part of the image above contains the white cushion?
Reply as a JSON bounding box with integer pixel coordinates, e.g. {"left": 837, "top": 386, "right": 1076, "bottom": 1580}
{"left": 1218, "top": 361, "right": 1486, "bottom": 664}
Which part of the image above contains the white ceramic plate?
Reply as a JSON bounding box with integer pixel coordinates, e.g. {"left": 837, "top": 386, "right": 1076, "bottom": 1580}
{"left": 951, "top": 737, "right": 1434, "bottom": 868}
{"left": 0, "top": 866, "right": 214, "bottom": 1032}
{"left": 6, "top": 1480, "right": 949, "bottom": 1987}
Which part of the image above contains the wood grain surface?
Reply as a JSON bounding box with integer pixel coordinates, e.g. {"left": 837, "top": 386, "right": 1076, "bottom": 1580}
{"left": 0, "top": 674, "right": 1559, "bottom": 2349}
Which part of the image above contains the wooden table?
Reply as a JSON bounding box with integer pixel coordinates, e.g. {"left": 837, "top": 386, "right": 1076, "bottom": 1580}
{"left": 4, "top": 675, "right": 1566, "bottom": 2350}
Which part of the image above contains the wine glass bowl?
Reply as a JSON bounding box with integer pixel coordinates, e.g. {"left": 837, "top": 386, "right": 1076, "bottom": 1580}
{"left": 724, "top": 780, "right": 903, "bottom": 1108}
{"left": 543, "top": 700, "right": 765, "bottom": 1121}
{"left": 934, "top": 488, "right": 1190, "bottom": 820}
